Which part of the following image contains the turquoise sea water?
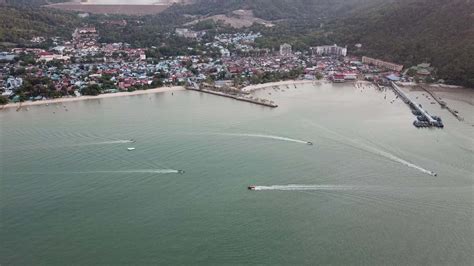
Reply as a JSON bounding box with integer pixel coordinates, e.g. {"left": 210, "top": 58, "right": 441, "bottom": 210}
{"left": 1, "top": 83, "right": 473, "bottom": 264}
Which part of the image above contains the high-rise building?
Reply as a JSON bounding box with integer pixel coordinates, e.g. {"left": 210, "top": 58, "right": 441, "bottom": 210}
{"left": 312, "top": 44, "right": 347, "bottom": 57}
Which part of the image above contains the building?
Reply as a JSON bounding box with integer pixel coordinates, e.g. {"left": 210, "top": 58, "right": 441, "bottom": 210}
{"left": 6, "top": 77, "right": 23, "bottom": 90}
{"left": 175, "top": 28, "right": 198, "bottom": 39}
{"left": 72, "top": 27, "right": 99, "bottom": 46}
{"left": 362, "top": 56, "right": 403, "bottom": 72}
{"left": 38, "top": 52, "right": 70, "bottom": 62}
{"left": 343, "top": 73, "right": 357, "bottom": 80}
{"left": 313, "top": 44, "right": 347, "bottom": 57}
{"left": 0, "top": 52, "right": 16, "bottom": 62}
{"left": 279, "top": 43, "right": 292, "bottom": 56}
{"left": 332, "top": 73, "right": 346, "bottom": 83}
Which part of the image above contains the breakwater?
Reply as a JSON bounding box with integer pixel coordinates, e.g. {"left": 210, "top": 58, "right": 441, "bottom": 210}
{"left": 186, "top": 87, "right": 278, "bottom": 108}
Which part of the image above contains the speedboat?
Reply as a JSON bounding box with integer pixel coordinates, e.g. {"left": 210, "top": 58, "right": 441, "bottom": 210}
{"left": 127, "top": 148, "right": 136, "bottom": 151}
{"left": 248, "top": 186, "right": 256, "bottom": 190}
{"left": 129, "top": 139, "right": 136, "bottom": 143}
{"left": 307, "top": 142, "right": 313, "bottom": 145}
{"left": 177, "top": 170, "right": 185, "bottom": 174}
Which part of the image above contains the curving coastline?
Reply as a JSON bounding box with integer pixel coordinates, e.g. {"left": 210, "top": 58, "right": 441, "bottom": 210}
{"left": 1, "top": 86, "right": 184, "bottom": 110}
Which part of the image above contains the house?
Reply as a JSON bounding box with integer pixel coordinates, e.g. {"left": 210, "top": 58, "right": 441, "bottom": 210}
{"left": 38, "top": 52, "right": 70, "bottom": 62}
{"left": 6, "top": 77, "right": 23, "bottom": 90}
{"left": 0, "top": 52, "right": 16, "bottom": 62}
{"left": 344, "top": 73, "right": 357, "bottom": 80}
{"left": 332, "top": 73, "right": 346, "bottom": 83}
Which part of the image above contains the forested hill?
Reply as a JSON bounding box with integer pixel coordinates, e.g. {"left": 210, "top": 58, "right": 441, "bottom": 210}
{"left": 172, "top": 0, "right": 390, "bottom": 20}
{"left": 0, "top": 6, "right": 79, "bottom": 44}
{"left": 329, "top": 0, "right": 474, "bottom": 87}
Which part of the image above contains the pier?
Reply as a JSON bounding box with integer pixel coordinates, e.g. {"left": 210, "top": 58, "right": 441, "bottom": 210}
{"left": 390, "top": 82, "right": 443, "bottom": 128}
{"left": 186, "top": 81, "right": 278, "bottom": 108}
{"left": 419, "top": 85, "right": 463, "bottom": 121}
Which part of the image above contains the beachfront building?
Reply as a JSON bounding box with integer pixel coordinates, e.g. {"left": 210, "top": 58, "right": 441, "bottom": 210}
{"left": 280, "top": 43, "right": 292, "bottom": 56}
{"left": 312, "top": 44, "right": 347, "bottom": 57}
{"left": 362, "top": 56, "right": 403, "bottom": 72}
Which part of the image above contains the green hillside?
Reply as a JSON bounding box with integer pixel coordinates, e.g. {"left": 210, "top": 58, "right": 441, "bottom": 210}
{"left": 0, "top": 6, "right": 79, "bottom": 44}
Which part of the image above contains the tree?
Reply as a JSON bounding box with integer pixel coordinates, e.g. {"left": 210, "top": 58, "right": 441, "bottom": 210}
{"left": 81, "top": 84, "right": 101, "bottom": 96}
{"left": 0, "top": 96, "right": 9, "bottom": 105}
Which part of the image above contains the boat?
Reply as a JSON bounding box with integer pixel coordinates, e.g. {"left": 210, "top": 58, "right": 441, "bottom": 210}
{"left": 127, "top": 148, "right": 136, "bottom": 151}
{"left": 177, "top": 170, "right": 185, "bottom": 174}
{"left": 248, "top": 186, "right": 256, "bottom": 190}
{"left": 129, "top": 139, "right": 136, "bottom": 143}
{"left": 307, "top": 142, "right": 313, "bottom": 145}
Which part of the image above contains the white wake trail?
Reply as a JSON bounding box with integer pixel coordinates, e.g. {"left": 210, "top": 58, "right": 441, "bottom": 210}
{"left": 72, "top": 139, "right": 135, "bottom": 147}
{"left": 303, "top": 120, "right": 437, "bottom": 176}
{"left": 78, "top": 169, "right": 184, "bottom": 174}
{"left": 253, "top": 185, "right": 360, "bottom": 191}
{"left": 216, "top": 133, "right": 312, "bottom": 145}
{"left": 8, "top": 169, "right": 184, "bottom": 175}
{"left": 361, "top": 145, "right": 437, "bottom": 176}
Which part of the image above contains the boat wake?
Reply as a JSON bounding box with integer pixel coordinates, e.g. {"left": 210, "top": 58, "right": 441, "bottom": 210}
{"left": 361, "top": 145, "right": 437, "bottom": 176}
{"left": 79, "top": 169, "right": 184, "bottom": 174}
{"left": 72, "top": 139, "right": 135, "bottom": 147}
{"left": 9, "top": 169, "right": 184, "bottom": 175}
{"left": 251, "top": 185, "right": 359, "bottom": 191}
{"left": 215, "top": 133, "right": 312, "bottom": 145}
{"left": 303, "top": 120, "right": 437, "bottom": 176}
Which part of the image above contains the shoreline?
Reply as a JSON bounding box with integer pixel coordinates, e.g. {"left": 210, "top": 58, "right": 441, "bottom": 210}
{"left": 242, "top": 80, "right": 320, "bottom": 92}
{"left": 1, "top": 86, "right": 184, "bottom": 109}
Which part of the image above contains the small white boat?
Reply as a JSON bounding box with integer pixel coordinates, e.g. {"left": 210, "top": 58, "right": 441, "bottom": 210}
{"left": 127, "top": 148, "right": 136, "bottom": 151}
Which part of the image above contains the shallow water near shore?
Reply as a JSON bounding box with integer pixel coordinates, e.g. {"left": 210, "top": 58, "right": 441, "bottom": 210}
{"left": 1, "top": 83, "right": 473, "bottom": 264}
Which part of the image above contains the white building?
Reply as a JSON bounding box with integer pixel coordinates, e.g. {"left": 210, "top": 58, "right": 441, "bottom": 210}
{"left": 279, "top": 43, "right": 292, "bottom": 56}
{"left": 313, "top": 44, "right": 347, "bottom": 57}
{"left": 175, "top": 28, "right": 198, "bottom": 39}
{"left": 38, "top": 52, "right": 70, "bottom": 62}
{"left": 6, "top": 77, "right": 23, "bottom": 90}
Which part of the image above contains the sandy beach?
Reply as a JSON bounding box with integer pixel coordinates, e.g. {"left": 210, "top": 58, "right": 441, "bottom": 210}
{"left": 1, "top": 86, "right": 185, "bottom": 110}
{"left": 242, "top": 80, "right": 321, "bottom": 92}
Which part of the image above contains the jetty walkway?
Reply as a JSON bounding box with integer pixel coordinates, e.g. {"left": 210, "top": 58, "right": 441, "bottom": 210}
{"left": 186, "top": 81, "right": 278, "bottom": 108}
{"left": 391, "top": 82, "right": 443, "bottom": 128}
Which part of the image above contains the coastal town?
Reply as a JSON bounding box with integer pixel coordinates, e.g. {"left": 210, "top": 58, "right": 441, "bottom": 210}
{"left": 0, "top": 25, "right": 452, "bottom": 128}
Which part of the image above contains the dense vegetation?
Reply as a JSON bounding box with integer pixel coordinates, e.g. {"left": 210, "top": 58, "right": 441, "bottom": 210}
{"left": 0, "top": 6, "right": 79, "bottom": 46}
